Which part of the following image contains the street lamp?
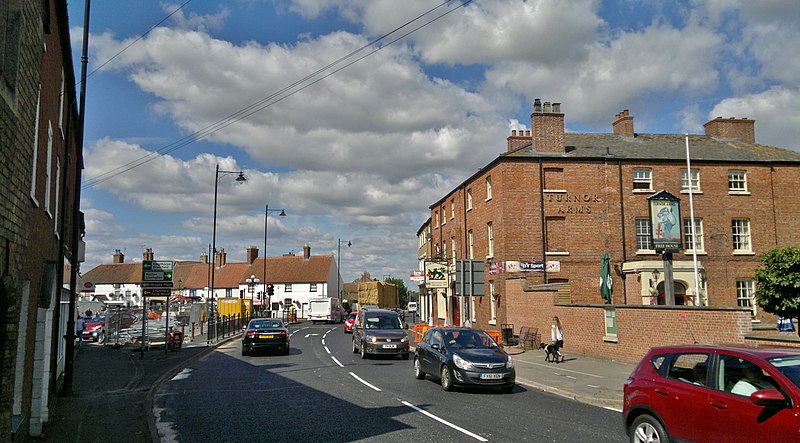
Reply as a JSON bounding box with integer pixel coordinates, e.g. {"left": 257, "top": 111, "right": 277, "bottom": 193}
{"left": 337, "top": 239, "right": 352, "bottom": 302}
{"left": 264, "top": 204, "right": 286, "bottom": 317}
{"left": 246, "top": 274, "right": 259, "bottom": 316}
{"left": 209, "top": 164, "right": 246, "bottom": 343}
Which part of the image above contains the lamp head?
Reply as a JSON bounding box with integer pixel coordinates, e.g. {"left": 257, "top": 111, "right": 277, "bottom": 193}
{"left": 347, "top": 241, "right": 352, "bottom": 247}
{"left": 235, "top": 172, "right": 246, "bottom": 183}
{"left": 279, "top": 209, "right": 287, "bottom": 217}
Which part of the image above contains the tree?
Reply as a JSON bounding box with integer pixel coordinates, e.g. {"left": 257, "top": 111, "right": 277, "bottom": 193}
{"left": 383, "top": 277, "right": 409, "bottom": 307}
{"left": 754, "top": 246, "right": 800, "bottom": 336}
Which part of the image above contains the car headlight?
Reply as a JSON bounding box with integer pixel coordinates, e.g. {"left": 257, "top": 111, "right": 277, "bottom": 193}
{"left": 506, "top": 356, "right": 514, "bottom": 369}
{"left": 453, "top": 353, "right": 474, "bottom": 370}
{"left": 366, "top": 335, "right": 378, "bottom": 343}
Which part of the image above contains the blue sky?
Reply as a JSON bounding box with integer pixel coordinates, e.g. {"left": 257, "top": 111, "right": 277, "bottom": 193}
{"left": 68, "top": 0, "right": 800, "bottom": 287}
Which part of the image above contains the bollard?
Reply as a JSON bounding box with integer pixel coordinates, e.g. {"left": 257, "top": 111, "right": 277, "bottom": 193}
{"left": 191, "top": 321, "right": 196, "bottom": 339}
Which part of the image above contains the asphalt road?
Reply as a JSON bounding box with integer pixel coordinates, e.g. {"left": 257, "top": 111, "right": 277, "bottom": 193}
{"left": 153, "top": 323, "right": 626, "bottom": 442}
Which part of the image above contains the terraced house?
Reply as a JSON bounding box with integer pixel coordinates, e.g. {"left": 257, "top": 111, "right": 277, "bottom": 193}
{"left": 425, "top": 99, "right": 800, "bottom": 331}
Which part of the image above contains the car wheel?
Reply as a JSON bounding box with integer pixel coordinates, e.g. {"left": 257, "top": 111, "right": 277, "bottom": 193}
{"left": 630, "top": 414, "right": 668, "bottom": 443}
{"left": 242, "top": 347, "right": 248, "bottom": 356}
{"left": 414, "top": 357, "right": 426, "bottom": 379}
{"left": 440, "top": 366, "right": 453, "bottom": 391}
{"left": 360, "top": 341, "right": 368, "bottom": 359}
{"left": 352, "top": 338, "right": 358, "bottom": 353}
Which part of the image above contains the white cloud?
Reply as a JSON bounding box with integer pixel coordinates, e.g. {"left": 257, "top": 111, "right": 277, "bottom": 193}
{"left": 709, "top": 87, "right": 800, "bottom": 149}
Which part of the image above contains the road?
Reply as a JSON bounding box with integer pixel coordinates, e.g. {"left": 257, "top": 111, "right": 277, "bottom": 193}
{"left": 153, "top": 323, "right": 625, "bottom": 442}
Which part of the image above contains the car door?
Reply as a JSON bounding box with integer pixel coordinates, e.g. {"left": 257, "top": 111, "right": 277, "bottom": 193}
{"left": 706, "top": 353, "right": 799, "bottom": 442}
{"left": 653, "top": 352, "right": 712, "bottom": 441}
{"left": 420, "top": 329, "right": 443, "bottom": 374}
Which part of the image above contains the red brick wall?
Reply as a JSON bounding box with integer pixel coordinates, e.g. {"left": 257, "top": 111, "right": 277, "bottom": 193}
{"left": 501, "top": 279, "right": 755, "bottom": 363}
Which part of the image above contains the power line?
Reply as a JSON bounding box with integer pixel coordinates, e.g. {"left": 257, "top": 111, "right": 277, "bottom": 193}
{"left": 81, "top": 0, "right": 472, "bottom": 190}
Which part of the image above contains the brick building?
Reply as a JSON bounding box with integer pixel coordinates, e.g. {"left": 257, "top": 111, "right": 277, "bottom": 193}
{"left": 426, "top": 99, "right": 800, "bottom": 329}
{"left": 1, "top": 1, "right": 83, "bottom": 439}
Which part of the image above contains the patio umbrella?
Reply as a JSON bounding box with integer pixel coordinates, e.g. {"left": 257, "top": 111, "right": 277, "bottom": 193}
{"left": 600, "top": 252, "right": 613, "bottom": 304}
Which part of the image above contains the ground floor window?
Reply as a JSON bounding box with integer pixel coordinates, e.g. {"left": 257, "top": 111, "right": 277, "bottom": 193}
{"left": 736, "top": 279, "right": 756, "bottom": 316}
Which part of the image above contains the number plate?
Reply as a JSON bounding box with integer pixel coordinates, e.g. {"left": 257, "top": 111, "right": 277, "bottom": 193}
{"left": 480, "top": 373, "right": 503, "bottom": 380}
{"left": 382, "top": 344, "right": 397, "bottom": 349}
{"left": 259, "top": 334, "right": 274, "bottom": 339}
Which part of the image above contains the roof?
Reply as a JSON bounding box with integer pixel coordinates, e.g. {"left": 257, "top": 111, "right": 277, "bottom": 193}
{"left": 503, "top": 133, "right": 800, "bottom": 163}
{"left": 81, "top": 254, "right": 335, "bottom": 289}
{"left": 646, "top": 344, "right": 800, "bottom": 359}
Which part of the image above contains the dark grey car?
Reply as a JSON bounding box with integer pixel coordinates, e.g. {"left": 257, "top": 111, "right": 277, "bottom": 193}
{"left": 352, "top": 308, "right": 409, "bottom": 360}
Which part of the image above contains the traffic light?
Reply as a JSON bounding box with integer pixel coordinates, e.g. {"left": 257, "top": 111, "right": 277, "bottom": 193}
{"left": 267, "top": 284, "right": 274, "bottom": 296}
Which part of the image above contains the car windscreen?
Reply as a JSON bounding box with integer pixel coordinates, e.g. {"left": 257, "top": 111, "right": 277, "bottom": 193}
{"left": 768, "top": 355, "right": 800, "bottom": 389}
{"left": 364, "top": 315, "right": 401, "bottom": 329}
{"left": 443, "top": 330, "right": 494, "bottom": 349}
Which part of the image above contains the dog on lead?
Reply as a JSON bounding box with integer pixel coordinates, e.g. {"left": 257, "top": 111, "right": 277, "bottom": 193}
{"left": 540, "top": 341, "right": 559, "bottom": 363}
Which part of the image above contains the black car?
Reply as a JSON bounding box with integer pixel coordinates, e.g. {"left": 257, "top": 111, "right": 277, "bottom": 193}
{"left": 242, "top": 318, "right": 290, "bottom": 356}
{"left": 414, "top": 327, "right": 515, "bottom": 393}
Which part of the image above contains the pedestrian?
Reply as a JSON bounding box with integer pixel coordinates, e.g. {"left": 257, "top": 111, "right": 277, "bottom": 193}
{"left": 550, "top": 316, "right": 565, "bottom": 363}
{"left": 76, "top": 315, "right": 86, "bottom": 346}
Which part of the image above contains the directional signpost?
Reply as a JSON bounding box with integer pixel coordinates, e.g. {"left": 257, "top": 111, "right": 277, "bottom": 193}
{"left": 141, "top": 260, "right": 174, "bottom": 356}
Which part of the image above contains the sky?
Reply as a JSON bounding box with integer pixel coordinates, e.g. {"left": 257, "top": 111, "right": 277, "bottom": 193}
{"left": 68, "top": 0, "right": 800, "bottom": 288}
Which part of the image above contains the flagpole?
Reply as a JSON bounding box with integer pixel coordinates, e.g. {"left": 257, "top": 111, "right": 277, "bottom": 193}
{"left": 685, "top": 134, "right": 701, "bottom": 305}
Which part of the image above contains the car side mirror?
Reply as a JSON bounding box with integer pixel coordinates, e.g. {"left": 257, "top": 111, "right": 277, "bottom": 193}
{"left": 751, "top": 389, "right": 789, "bottom": 407}
{"left": 431, "top": 343, "right": 440, "bottom": 351}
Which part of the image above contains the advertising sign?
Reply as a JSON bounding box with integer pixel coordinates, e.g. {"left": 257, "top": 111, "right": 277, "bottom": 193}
{"left": 649, "top": 190, "right": 682, "bottom": 252}
{"left": 424, "top": 261, "right": 449, "bottom": 289}
{"left": 409, "top": 271, "right": 425, "bottom": 282}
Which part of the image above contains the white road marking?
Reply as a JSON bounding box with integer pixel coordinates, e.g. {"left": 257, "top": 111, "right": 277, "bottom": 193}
{"left": 170, "top": 368, "right": 192, "bottom": 381}
{"left": 304, "top": 333, "right": 319, "bottom": 338}
{"left": 324, "top": 346, "right": 331, "bottom": 354}
{"left": 349, "top": 372, "right": 381, "bottom": 391}
{"left": 587, "top": 384, "right": 600, "bottom": 388}
{"left": 565, "top": 375, "right": 576, "bottom": 380}
{"left": 331, "top": 356, "right": 344, "bottom": 367}
{"left": 401, "top": 400, "right": 488, "bottom": 442}
{"left": 322, "top": 339, "right": 326, "bottom": 346}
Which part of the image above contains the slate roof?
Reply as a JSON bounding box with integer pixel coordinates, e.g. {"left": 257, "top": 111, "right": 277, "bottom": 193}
{"left": 503, "top": 133, "right": 800, "bottom": 163}
{"left": 82, "top": 255, "right": 334, "bottom": 290}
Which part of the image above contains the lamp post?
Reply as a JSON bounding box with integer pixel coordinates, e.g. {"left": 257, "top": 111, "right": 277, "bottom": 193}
{"left": 246, "top": 274, "right": 259, "bottom": 318}
{"left": 264, "top": 205, "right": 286, "bottom": 317}
{"left": 209, "top": 164, "right": 246, "bottom": 343}
{"left": 337, "top": 239, "right": 352, "bottom": 302}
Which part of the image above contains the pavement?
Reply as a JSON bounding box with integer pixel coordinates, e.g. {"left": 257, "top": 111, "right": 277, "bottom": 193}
{"left": 35, "top": 321, "right": 633, "bottom": 442}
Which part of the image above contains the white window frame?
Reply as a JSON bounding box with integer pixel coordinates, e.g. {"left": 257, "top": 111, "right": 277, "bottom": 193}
{"left": 683, "top": 218, "right": 704, "bottom": 253}
{"left": 450, "top": 199, "right": 455, "bottom": 219}
{"left": 435, "top": 211, "right": 439, "bottom": 228}
{"left": 58, "top": 69, "right": 65, "bottom": 137}
{"left": 450, "top": 236, "right": 456, "bottom": 259}
{"left": 441, "top": 205, "right": 446, "bottom": 225}
{"left": 728, "top": 170, "right": 749, "bottom": 194}
{"left": 489, "top": 281, "right": 497, "bottom": 325}
{"left": 486, "top": 176, "right": 492, "bottom": 200}
{"left": 54, "top": 157, "right": 61, "bottom": 236}
{"left": 732, "top": 219, "right": 752, "bottom": 253}
{"left": 635, "top": 218, "right": 654, "bottom": 252}
{"left": 487, "top": 222, "right": 494, "bottom": 258}
{"left": 680, "top": 169, "right": 701, "bottom": 193}
{"left": 467, "top": 189, "right": 473, "bottom": 210}
{"left": 468, "top": 230, "right": 474, "bottom": 259}
{"left": 285, "top": 284, "right": 292, "bottom": 293}
{"left": 45, "top": 121, "right": 53, "bottom": 215}
{"left": 633, "top": 168, "right": 652, "bottom": 191}
{"left": 736, "top": 279, "right": 756, "bottom": 316}
{"left": 310, "top": 283, "right": 317, "bottom": 292}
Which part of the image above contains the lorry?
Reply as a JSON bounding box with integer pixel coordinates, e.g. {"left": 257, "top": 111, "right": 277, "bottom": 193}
{"left": 308, "top": 297, "right": 343, "bottom": 324}
{"left": 357, "top": 281, "right": 398, "bottom": 309}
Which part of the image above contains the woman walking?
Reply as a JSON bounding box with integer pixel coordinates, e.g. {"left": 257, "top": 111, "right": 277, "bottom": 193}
{"left": 551, "top": 316, "right": 565, "bottom": 363}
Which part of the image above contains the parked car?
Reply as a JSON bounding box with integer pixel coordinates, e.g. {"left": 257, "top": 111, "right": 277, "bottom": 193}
{"left": 414, "top": 327, "right": 515, "bottom": 393}
{"left": 242, "top": 318, "right": 290, "bottom": 356}
{"left": 352, "top": 308, "right": 409, "bottom": 360}
{"left": 343, "top": 312, "right": 357, "bottom": 333}
{"left": 623, "top": 344, "right": 800, "bottom": 443}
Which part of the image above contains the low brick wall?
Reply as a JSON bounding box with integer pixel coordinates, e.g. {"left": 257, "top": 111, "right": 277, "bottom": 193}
{"left": 501, "top": 278, "right": 755, "bottom": 364}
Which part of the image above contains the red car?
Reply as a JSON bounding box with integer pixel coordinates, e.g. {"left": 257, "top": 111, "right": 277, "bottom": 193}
{"left": 343, "top": 312, "right": 357, "bottom": 333}
{"left": 82, "top": 315, "right": 106, "bottom": 342}
{"left": 623, "top": 344, "right": 800, "bottom": 442}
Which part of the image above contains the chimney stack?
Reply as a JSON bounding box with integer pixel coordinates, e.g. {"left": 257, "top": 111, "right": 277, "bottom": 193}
{"left": 530, "top": 98, "right": 565, "bottom": 153}
{"left": 506, "top": 129, "right": 532, "bottom": 152}
{"left": 215, "top": 248, "right": 227, "bottom": 267}
{"left": 246, "top": 246, "right": 259, "bottom": 264}
{"left": 703, "top": 117, "right": 755, "bottom": 143}
{"left": 200, "top": 251, "right": 208, "bottom": 264}
{"left": 113, "top": 249, "right": 125, "bottom": 264}
{"left": 143, "top": 248, "right": 154, "bottom": 261}
{"left": 303, "top": 243, "right": 311, "bottom": 259}
{"left": 612, "top": 109, "right": 634, "bottom": 137}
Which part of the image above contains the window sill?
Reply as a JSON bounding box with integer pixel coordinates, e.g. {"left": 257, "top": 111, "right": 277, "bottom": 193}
{"left": 603, "top": 335, "right": 618, "bottom": 343}
{"left": 633, "top": 189, "right": 654, "bottom": 193}
{"left": 545, "top": 251, "right": 570, "bottom": 256}
{"left": 636, "top": 249, "right": 657, "bottom": 255}
{"left": 683, "top": 251, "right": 707, "bottom": 255}
{"left": 485, "top": 197, "right": 492, "bottom": 202}
{"left": 728, "top": 191, "right": 750, "bottom": 196}
{"left": 488, "top": 320, "right": 497, "bottom": 326}
{"left": 680, "top": 190, "right": 703, "bottom": 195}
{"left": 733, "top": 251, "right": 755, "bottom": 256}
{"left": 543, "top": 189, "right": 567, "bottom": 194}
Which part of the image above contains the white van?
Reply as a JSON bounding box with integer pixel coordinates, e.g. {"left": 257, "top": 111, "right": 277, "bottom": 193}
{"left": 308, "top": 297, "right": 343, "bottom": 324}
{"left": 407, "top": 302, "right": 418, "bottom": 313}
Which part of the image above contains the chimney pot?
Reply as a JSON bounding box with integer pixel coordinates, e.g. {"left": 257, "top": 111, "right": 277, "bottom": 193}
{"left": 543, "top": 102, "right": 552, "bottom": 113}
{"left": 533, "top": 98, "right": 542, "bottom": 113}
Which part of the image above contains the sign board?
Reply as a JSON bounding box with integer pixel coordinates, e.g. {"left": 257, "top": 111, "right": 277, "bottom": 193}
{"left": 424, "top": 261, "right": 449, "bottom": 289}
{"left": 141, "top": 260, "right": 175, "bottom": 283}
{"left": 455, "top": 260, "right": 484, "bottom": 296}
{"left": 490, "top": 261, "right": 560, "bottom": 275}
{"left": 79, "top": 280, "right": 95, "bottom": 292}
{"left": 648, "top": 190, "right": 682, "bottom": 252}
{"left": 141, "top": 281, "right": 174, "bottom": 288}
{"left": 409, "top": 271, "right": 425, "bottom": 282}
{"left": 143, "top": 287, "right": 171, "bottom": 297}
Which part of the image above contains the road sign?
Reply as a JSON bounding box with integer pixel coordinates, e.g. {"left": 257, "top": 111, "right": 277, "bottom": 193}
{"left": 410, "top": 271, "right": 425, "bottom": 282}
{"left": 143, "top": 288, "right": 171, "bottom": 297}
{"left": 141, "top": 281, "right": 174, "bottom": 288}
{"left": 141, "top": 260, "right": 174, "bottom": 283}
